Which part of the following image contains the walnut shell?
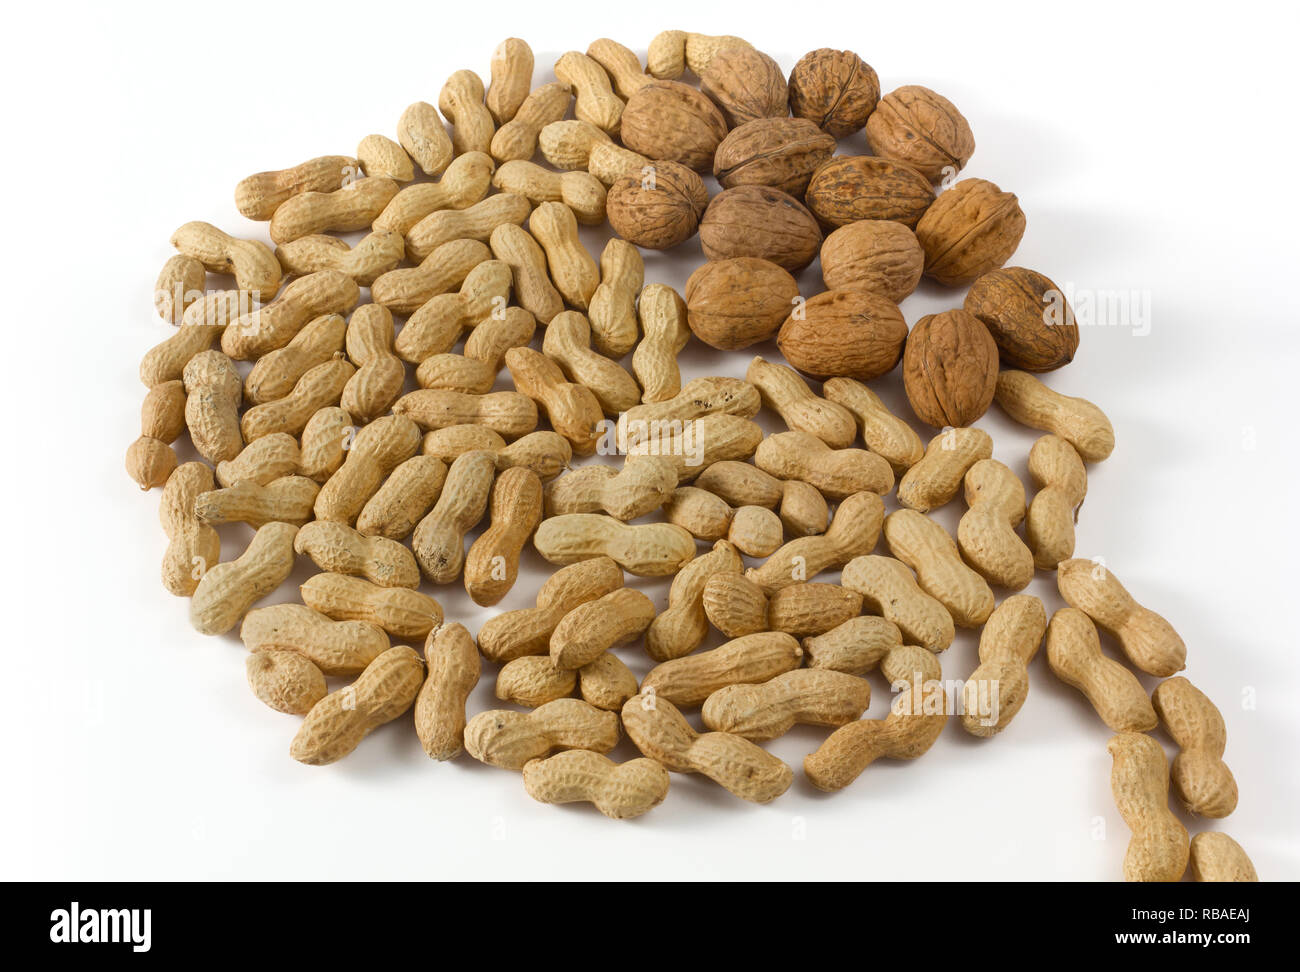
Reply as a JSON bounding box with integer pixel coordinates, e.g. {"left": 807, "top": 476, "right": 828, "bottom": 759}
{"left": 700, "top": 185, "right": 822, "bottom": 272}
{"left": 805, "top": 155, "right": 935, "bottom": 229}
{"left": 701, "top": 47, "right": 788, "bottom": 128}
{"left": 607, "top": 162, "right": 709, "bottom": 249}
{"left": 621, "top": 80, "right": 728, "bottom": 172}
{"left": 915, "top": 178, "right": 1025, "bottom": 286}
{"left": 964, "top": 266, "right": 1079, "bottom": 372}
{"left": 776, "top": 290, "right": 907, "bottom": 381}
{"left": 787, "top": 49, "right": 880, "bottom": 137}
{"left": 820, "top": 221, "right": 924, "bottom": 303}
{"left": 685, "top": 258, "right": 800, "bottom": 350}
{"left": 902, "top": 309, "right": 999, "bottom": 427}
{"left": 865, "top": 85, "right": 975, "bottom": 183}
{"left": 713, "top": 117, "right": 836, "bottom": 196}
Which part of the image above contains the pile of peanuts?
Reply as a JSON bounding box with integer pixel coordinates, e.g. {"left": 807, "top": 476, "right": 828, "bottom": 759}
{"left": 129, "top": 32, "right": 1255, "bottom": 882}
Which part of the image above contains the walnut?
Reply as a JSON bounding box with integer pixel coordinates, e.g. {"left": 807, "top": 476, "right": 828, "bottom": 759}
{"left": 620, "top": 80, "right": 728, "bottom": 171}
{"left": 820, "top": 220, "right": 924, "bottom": 304}
{"left": 804, "top": 155, "right": 935, "bottom": 228}
{"left": 915, "top": 178, "right": 1025, "bottom": 285}
{"left": 777, "top": 290, "right": 908, "bottom": 381}
{"left": 964, "top": 266, "right": 1079, "bottom": 372}
{"left": 699, "top": 185, "right": 822, "bottom": 272}
{"left": 713, "top": 117, "right": 836, "bottom": 196}
{"left": 902, "top": 309, "right": 1000, "bottom": 427}
{"left": 866, "top": 85, "right": 976, "bottom": 183}
{"left": 787, "top": 49, "right": 880, "bottom": 136}
{"left": 684, "top": 257, "right": 800, "bottom": 350}
{"left": 700, "top": 47, "right": 788, "bottom": 128}
{"left": 606, "top": 162, "right": 709, "bottom": 249}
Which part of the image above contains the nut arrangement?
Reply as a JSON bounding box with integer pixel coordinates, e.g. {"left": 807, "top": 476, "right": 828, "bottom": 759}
{"left": 132, "top": 32, "right": 1253, "bottom": 879}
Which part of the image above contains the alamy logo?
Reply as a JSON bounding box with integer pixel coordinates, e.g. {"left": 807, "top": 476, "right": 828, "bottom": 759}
{"left": 49, "top": 901, "right": 151, "bottom": 952}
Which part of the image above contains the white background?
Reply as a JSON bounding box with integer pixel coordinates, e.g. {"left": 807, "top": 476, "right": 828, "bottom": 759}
{"left": 1, "top": 0, "right": 1297, "bottom": 881}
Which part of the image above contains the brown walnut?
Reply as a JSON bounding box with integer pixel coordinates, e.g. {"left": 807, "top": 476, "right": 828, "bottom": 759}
{"left": 620, "top": 80, "right": 729, "bottom": 172}
{"left": 787, "top": 49, "right": 880, "bottom": 137}
{"left": 820, "top": 221, "right": 924, "bottom": 304}
{"left": 804, "top": 155, "right": 935, "bottom": 229}
{"left": 701, "top": 47, "right": 789, "bottom": 128}
{"left": 964, "top": 266, "right": 1079, "bottom": 372}
{"left": 902, "top": 309, "right": 1000, "bottom": 428}
{"left": 606, "top": 162, "right": 709, "bottom": 249}
{"left": 865, "top": 85, "right": 976, "bottom": 183}
{"left": 699, "top": 185, "right": 822, "bottom": 273}
{"left": 915, "top": 178, "right": 1025, "bottom": 286}
{"left": 684, "top": 258, "right": 800, "bottom": 350}
{"left": 713, "top": 117, "right": 836, "bottom": 196}
{"left": 776, "top": 290, "right": 908, "bottom": 381}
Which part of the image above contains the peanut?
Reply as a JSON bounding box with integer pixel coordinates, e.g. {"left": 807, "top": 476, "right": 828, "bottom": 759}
{"left": 465, "top": 466, "right": 543, "bottom": 605}
{"left": 544, "top": 456, "right": 677, "bottom": 520}
{"left": 621, "top": 693, "right": 792, "bottom": 803}
{"left": 222, "top": 269, "right": 359, "bottom": 360}
{"left": 539, "top": 119, "right": 613, "bottom": 171}
{"left": 486, "top": 37, "right": 535, "bottom": 124}
{"left": 195, "top": 476, "right": 319, "bottom": 527}
{"left": 464, "top": 698, "right": 621, "bottom": 769}
{"left": 422, "top": 425, "right": 570, "bottom": 481}
{"left": 275, "top": 230, "right": 404, "bottom": 286}
{"left": 642, "top": 632, "right": 802, "bottom": 706}
{"left": 373, "top": 151, "right": 494, "bottom": 234}
{"left": 406, "top": 194, "right": 531, "bottom": 263}
{"left": 1045, "top": 608, "right": 1157, "bottom": 731}
{"left": 555, "top": 51, "right": 624, "bottom": 134}
{"left": 126, "top": 379, "right": 186, "bottom": 489}
{"left": 587, "top": 239, "right": 644, "bottom": 356}
{"left": 240, "top": 603, "right": 388, "bottom": 676}
{"left": 394, "top": 388, "right": 538, "bottom": 439}
{"left": 415, "top": 354, "right": 495, "bottom": 395}
{"left": 183, "top": 349, "right": 243, "bottom": 463}
{"left": 356, "top": 134, "right": 413, "bottom": 182}
{"left": 701, "top": 572, "right": 772, "bottom": 639}
{"left": 269, "top": 176, "right": 400, "bottom": 244}
{"left": 896, "top": 427, "right": 994, "bottom": 513}
{"left": 647, "top": 31, "right": 753, "bottom": 79}
{"left": 587, "top": 38, "right": 653, "bottom": 98}
{"left": 663, "top": 488, "right": 784, "bottom": 557}
{"left": 633, "top": 284, "right": 691, "bottom": 403}
{"left": 1189, "top": 833, "right": 1258, "bottom": 882}
{"left": 412, "top": 450, "right": 496, "bottom": 584}
{"left": 824, "top": 377, "right": 924, "bottom": 475}
{"left": 463, "top": 306, "right": 538, "bottom": 373}
{"left": 182, "top": 289, "right": 257, "bottom": 328}
{"left": 154, "top": 254, "right": 204, "bottom": 323}
{"left": 159, "top": 462, "right": 221, "bottom": 598}
{"left": 960, "top": 594, "right": 1046, "bottom": 737}
{"left": 439, "top": 69, "right": 495, "bottom": 156}
{"left": 703, "top": 670, "right": 872, "bottom": 741}
{"left": 369, "top": 238, "right": 491, "bottom": 314}
{"left": 646, "top": 540, "right": 744, "bottom": 662}
{"left": 355, "top": 454, "right": 447, "bottom": 540}
{"left": 746, "top": 491, "right": 885, "bottom": 593}
{"left": 747, "top": 357, "right": 857, "bottom": 448}
{"left": 397, "top": 101, "right": 454, "bottom": 177}
{"left": 534, "top": 514, "right": 695, "bottom": 577}
{"left": 957, "top": 459, "right": 1035, "bottom": 590}
{"left": 588, "top": 141, "right": 650, "bottom": 185}
{"left": 489, "top": 223, "right": 564, "bottom": 323}
{"left": 995, "top": 370, "right": 1115, "bottom": 462}
{"left": 530, "top": 205, "right": 600, "bottom": 311}
{"left": 170, "top": 221, "right": 281, "bottom": 301}
{"left": 505, "top": 347, "right": 602, "bottom": 454}
{"left": 139, "top": 322, "right": 223, "bottom": 388}
{"left": 338, "top": 305, "right": 402, "bottom": 422}
{"left": 240, "top": 354, "right": 355, "bottom": 441}
{"left": 190, "top": 522, "right": 298, "bottom": 636}
{"left": 246, "top": 649, "right": 327, "bottom": 715}
{"left": 235, "top": 155, "right": 357, "bottom": 220}
{"left": 802, "top": 615, "right": 905, "bottom": 674}
{"left": 577, "top": 652, "right": 640, "bottom": 711}
{"left": 1057, "top": 559, "right": 1186, "bottom": 677}
{"left": 290, "top": 646, "right": 424, "bottom": 765}
{"left": 393, "top": 259, "right": 513, "bottom": 362}
{"left": 300, "top": 572, "right": 443, "bottom": 640}
{"left": 550, "top": 587, "right": 657, "bottom": 669}
{"left": 1025, "top": 434, "right": 1087, "bottom": 569}
{"left": 779, "top": 480, "right": 829, "bottom": 537}
{"left": 1152, "top": 677, "right": 1238, "bottom": 818}
{"left": 628, "top": 414, "right": 763, "bottom": 483}
{"left": 522, "top": 751, "right": 669, "bottom": 819}
{"left": 314, "top": 414, "right": 421, "bottom": 524}
{"left": 885, "top": 509, "right": 994, "bottom": 627}
{"left": 617, "top": 376, "right": 760, "bottom": 451}
{"left": 216, "top": 433, "right": 301, "bottom": 487}
{"left": 693, "top": 460, "right": 783, "bottom": 508}
{"left": 243, "top": 312, "right": 346, "bottom": 406}
{"left": 294, "top": 520, "right": 420, "bottom": 588}
{"left": 840, "top": 555, "right": 954, "bottom": 653}
{"left": 497, "top": 656, "right": 578, "bottom": 707}
{"left": 1107, "top": 731, "right": 1190, "bottom": 882}
{"left": 414, "top": 623, "right": 480, "bottom": 761}
{"left": 297, "top": 406, "right": 353, "bottom": 483}
{"left": 767, "top": 583, "right": 864, "bottom": 637}
{"left": 754, "top": 431, "right": 894, "bottom": 499}
{"left": 492, "top": 160, "right": 607, "bottom": 225}
{"left": 489, "top": 81, "right": 571, "bottom": 163}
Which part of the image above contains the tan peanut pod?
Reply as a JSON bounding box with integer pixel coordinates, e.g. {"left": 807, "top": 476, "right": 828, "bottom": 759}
{"left": 701, "top": 572, "right": 770, "bottom": 638}
{"left": 486, "top": 37, "right": 534, "bottom": 124}
{"left": 767, "top": 583, "right": 863, "bottom": 638}
{"left": 523, "top": 751, "right": 669, "bottom": 819}
{"left": 545, "top": 456, "right": 676, "bottom": 520}
{"left": 190, "top": 522, "right": 298, "bottom": 636}
{"left": 235, "top": 155, "right": 357, "bottom": 221}
{"left": 646, "top": 540, "right": 744, "bottom": 662}
{"left": 300, "top": 572, "right": 443, "bottom": 640}
{"left": 356, "top": 134, "right": 413, "bottom": 182}
{"left": 394, "top": 260, "right": 514, "bottom": 362}
{"left": 539, "top": 119, "right": 613, "bottom": 171}
{"left": 647, "top": 30, "right": 753, "bottom": 79}
{"left": 369, "top": 238, "right": 492, "bottom": 315}
{"left": 621, "top": 693, "right": 790, "bottom": 803}
{"left": 957, "top": 459, "right": 1035, "bottom": 590}
{"left": 693, "top": 460, "right": 783, "bottom": 508}
{"left": 490, "top": 81, "right": 571, "bottom": 163}
{"left": 583, "top": 239, "right": 644, "bottom": 357}
{"left": 410, "top": 449, "right": 496, "bottom": 584}
{"left": 1057, "top": 559, "right": 1186, "bottom": 677}
{"left": 805, "top": 644, "right": 947, "bottom": 791}
{"left": 406, "top": 193, "right": 532, "bottom": 263}
{"left": 241, "top": 355, "right": 355, "bottom": 442}
{"left": 747, "top": 357, "right": 857, "bottom": 449}
{"left": 728, "top": 506, "right": 784, "bottom": 557}
{"left": 995, "top": 370, "right": 1115, "bottom": 462}
{"left": 291, "top": 646, "right": 425, "bottom": 765}
{"left": 244, "top": 312, "right": 346, "bottom": 406}
{"left": 1152, "top": 677, "right": 1238, "bottom": 818}
{"left": 802, "top": 615, "right": 904, "bottom": 674}
{"left": 1107, "top": 731, "right": 1190, "bottom": 882}
{"left": 779, "top": 480, "right": 829, "bottom": 537}
{"left": 222, "top": 270, "right": 360, "bottom": 360}
{"left": 423, "top": 425, "right": 570, "bottom": 481}
{"left": 355, "top": 455, "right": 447, "bottom": 540}
{"left": 754, "top": 431, "right": 893, "bottom": 499}
{"left": 530, "top": 205, "right": 600, "bottom": 311}
{"left": 497, "top": 656, "right": 577, "bottom": 707}
{"left": 489, "top": 223, "right": 564, "bottom": 323}
{"left": 294, "top": 520, "right": 420, "bottom": 588}
{"left": 492, "top": 160, "right": 607, "bottom": 225}
{"left": 643, "top": 632, "right": 803, "bottom": 707}
{"left": 439, "top": 69, "right": 495, "bottom": 156}
{"left": 588, "top": 141, "right": 651, "bottom": 186}
{"left": 633, "top": 283, "right": 690, "bottom": 403}
{"left": 465, "top": 466, "right": 543, "bottom": 605}
{"left": 154, "top": 254, "right": 205, "bottom": 324}
{"left": 413, "top": 355, "right": 496, "bottom": 395}
{"left": 535, "top": 514, "right": 696, "bottom": 577}
{"left": 341, "top": 305, "right": 404, "bottom": 422}
{"left": 397, "top": 101, "right": 454, "bottom": 177}
{"left": 747, "top": 491, "right": 885, "bottom": 593}
{"left": 587, "top": 38, "right": 653, "bottom": 98}
{"left": 617, "top": 376, "right": 760, "bottom": 451}
{"left": 550, "top": 588, "right": 656, "bottom": 670}
{"left": 126, "top": 379, "right": 186, "bottom": 489}
{"left": 663, "top": 486, "right": 733, "bottom": 540}
{"left": 704, "top": 669, "right": 872, "bottom": 741}
{"left": 269, "top": 177, "right": 400, "bottom": 244}
{"left": 275, "top": 230, "right": 404, "bottom": 286}
{"left": 478, "top": 557, "right": 624, "bottom": 663}
{"left": 884, "top": 509, "right": 994, "bottom": 627}
{"left": 841, "top": 555, "right": 954, "bottom": 653}
{"left": 823, "top": 377, "right": 924, "bottom": 475}
{"left": 897, "top": 427, "right": 994, "bottom": 512}
{"left": 240, "top": 603, "right": 388, "bottom": 676}
{"left": 1189, "top": 833, "right": 1258, "bottom": 882}
{"left": 180, "top": 289, "right": 254, "bottom": 329}
{"left": 373, "top": 151, "right": 495, "bottom": 235}
{"left": 195, "top": 476, "right": 320, "bottom": 528}
{"left": 505, "top": 347, "right": 601, "bottom": 454}
{"left": 555, "top": 51, "right": 624, "bottom": 134}
{"left": 298, "top": 406, "right": 353, "bottom": 483}
{"left": 627, "top": 414, "right": 763, "bottom": 483}
{"left": 542, "top": 314, "right": 639, "bottom": 414}
{"left": 246, "top": 649, "right": 327, "bottom": 715}
{"left": 960, "top": 594, "right": 1046, "bottom": 737}
{"left": 414, "top": 623, "right": 481, "bottom": 760}
{"left": 578, "top": 652, "right": 639, "bottom": 711}
{"left": 465, "top": 698, "right": 621, "bottom": 769}
{"left": 160, "top": 462, "right": 221, "bottom": 598}
{"left": 139, "top": 323, "right": 224, "bottom": 388}
{"left": 464, "top": 306, "right": 537, "bottom": 373}
{"left": 216, "top": 433, "right": 301, "bottom": 488}
{"left": 394, "top": 388, "right": 538, "bottom": 439}
{"left": 1026, "top": 434, "right": 1087, "bottom": 569}
{"left": 183, "top": 349, "right": 243, "bottom": 463}
{"left": 170, "top": 221, "right": 281, "bottom": 301}
{"left": 1046, "top": 608, "right": 1156, "bottom": 731}
{"left": 314, "top": 414, "right": 422, "bottom": 524}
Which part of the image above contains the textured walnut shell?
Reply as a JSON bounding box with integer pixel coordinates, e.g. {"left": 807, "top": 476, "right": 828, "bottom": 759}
{"left": 805, "top": 155, "right": 935, "bottom": 229}
{"left": 621, "top": 81, "right": 729, "bottom": 171}
{"left": 701, "top": 47, "right": 788, "bottom": 128}
{"left": 699, "top": 185, "right": 822, "bottom": 272}
{"left": 787, "top": 49, "right": 880, "bottom": 137}
{"left": 902, "top": 309, "right": 999, "bottom": 427}
{"left": 685, "top": 258, "right": 800, "bottom": 350}
{"left": 915, "top": 178, "right": 1025, "bottom": 286}
{"left": 713, "top": 117, "right": 836, "bottom": 196}
{"left": 606, "top": 162, "right": 709, "bottom": 249}
{"left": 865, "top": 85, "right": 975, "bottom": 183}
{"left": 776, "top": 290, "right": 907, "bottom": 380}
{"left": 820, "top": 221, "right": 924, "bottom": 303}
{"left": 964, "top": 266, "right": 1079, "bottom": 372}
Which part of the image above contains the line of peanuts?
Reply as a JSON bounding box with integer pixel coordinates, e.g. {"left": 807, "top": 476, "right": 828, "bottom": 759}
{"left": 129, "top": 32, "right": 1255, "bottom": 882}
